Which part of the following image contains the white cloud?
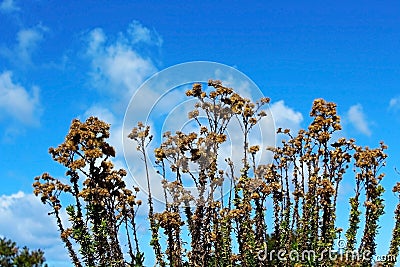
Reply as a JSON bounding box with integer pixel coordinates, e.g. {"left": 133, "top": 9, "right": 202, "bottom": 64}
{"left": 347, "top": 104, "right": 371, "bottom": 136}
{"left": 83, "top": 105, "right": 116, "bottom": 125}
{"left": 0, "top": 191, "right": 69, "bottom": 263}
{"left": 389, "top": 96, "right": 400, "bottom": 111}
{"left": 270, "top": 100, "right": 303, "bottom": 132}
{"left": 0, "top": 24, "right": 48, "bottom": 65}
{"left": 87, "top": 28, "right": 106, "bottom": 53}
{"left": 0, "top": 71, "right": 41, "bottom": 126}
{"left": 0, "top": 0, "right": 19, "bottom": 13}
{"left": 16, "top": 25, "right": 47, "bottom": 63}
{"left": 86, "top": 21, "right": 159, "bottom": 106}
{"left": 126, "top": 20, "right": 163, "bottom": 46}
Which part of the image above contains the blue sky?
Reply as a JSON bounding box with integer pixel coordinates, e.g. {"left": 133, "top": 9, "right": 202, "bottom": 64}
{"left": 0, "top": 0, "right": 399, "bottom": 266}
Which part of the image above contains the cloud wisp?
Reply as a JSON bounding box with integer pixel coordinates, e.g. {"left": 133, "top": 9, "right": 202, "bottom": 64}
{"left": 389, "top": 96, "right": 400, "bottom": 111}
{"left": 270, "top": 100, "right": 303, "bottom": 133}
{"left": 0, "top": 24, "right": 48, "bottom": 66}
{"left": 85, "top": 20, "right": 161, "bottom": 107}
{"left": 0, "top": 0, "right": 19, "bottom": 13}
{"left": 0, "top": 71, "right": 41, "bottom": 127}
{"left": 347, "top": 104, "right": 371, "bottom": 136}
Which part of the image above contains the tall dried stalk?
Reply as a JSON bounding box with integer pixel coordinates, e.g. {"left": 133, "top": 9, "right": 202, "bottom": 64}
{"left": 34, "top": 117, "right": 144, "bottom": 267}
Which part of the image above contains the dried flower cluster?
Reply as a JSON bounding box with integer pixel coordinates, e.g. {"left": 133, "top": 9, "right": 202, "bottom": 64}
{"left": 33, "top": 117, "right": 143, "bottom": 267}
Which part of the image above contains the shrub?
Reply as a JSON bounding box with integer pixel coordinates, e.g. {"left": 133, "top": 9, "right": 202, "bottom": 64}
{"left": 0, "top": 237, "right": 47, "bottom": 267}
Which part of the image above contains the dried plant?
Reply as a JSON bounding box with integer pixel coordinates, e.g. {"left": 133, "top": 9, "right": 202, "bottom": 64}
{"left": 33, "top": 117, "right": 144, "bottom": 267}
{"left": 34, "top": 81, "right": 400, "bottom": 267}
{"left": 387, "top": 181, "right": 400, "bottom": 267}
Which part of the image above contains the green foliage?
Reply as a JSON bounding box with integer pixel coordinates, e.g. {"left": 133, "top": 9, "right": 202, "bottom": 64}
{"left": 0, "top": 237, "right": 47, "bottom": 267}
